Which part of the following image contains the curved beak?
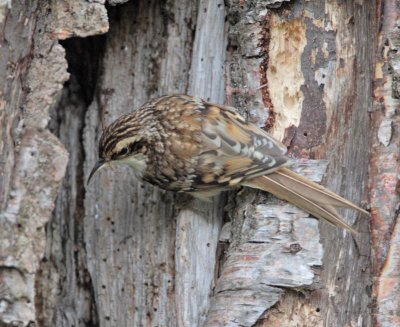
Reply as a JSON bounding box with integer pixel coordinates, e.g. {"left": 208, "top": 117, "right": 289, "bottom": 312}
{"left": 87, "top": 159, "right": 106, "bottom": 185}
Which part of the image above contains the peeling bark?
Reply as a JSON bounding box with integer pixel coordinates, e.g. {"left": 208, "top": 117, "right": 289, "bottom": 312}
{"left": 206, "top": 160, "right": 327, "bottom": 326}
{"left": 225, "top": 1, "right": 373, "bottom": 326}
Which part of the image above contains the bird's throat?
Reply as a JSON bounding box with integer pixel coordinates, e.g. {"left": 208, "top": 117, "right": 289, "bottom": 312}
{"left": 117, "top": 155, "right": 147, "bottom": 177}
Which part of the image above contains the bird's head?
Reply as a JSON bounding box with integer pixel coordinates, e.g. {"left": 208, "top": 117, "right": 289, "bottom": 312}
{"left": 87, "top": 113, "right": 151, "bottom": 185}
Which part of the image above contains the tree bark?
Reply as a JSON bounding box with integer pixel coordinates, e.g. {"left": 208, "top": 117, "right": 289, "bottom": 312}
{"left": 1, "top": 1, "right": 398, "bottom": 327}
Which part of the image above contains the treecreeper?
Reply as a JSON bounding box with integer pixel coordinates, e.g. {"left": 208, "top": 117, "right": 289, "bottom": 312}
{"left": 88, "top": 94, "right": 369, "bottom": 233}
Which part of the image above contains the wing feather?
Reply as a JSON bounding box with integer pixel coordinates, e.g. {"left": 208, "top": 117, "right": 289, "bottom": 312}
{"left": 191, "top": 103, "right": 289, "bottom": 189}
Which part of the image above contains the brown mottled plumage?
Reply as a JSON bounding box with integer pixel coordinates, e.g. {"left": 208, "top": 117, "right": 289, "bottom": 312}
{"left": 88, "top": 94, "right": 369, "bottom": 233}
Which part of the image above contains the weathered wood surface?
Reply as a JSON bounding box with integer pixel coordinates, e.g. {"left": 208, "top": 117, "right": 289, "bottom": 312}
{"left": 176, "top": 1, "right": 226, "bottom": 325}
{"left": 1, "top": 0, "right": 399, "bottom": 326}
{"left": 49, "top": 1, "right": 225, "bottom": 326}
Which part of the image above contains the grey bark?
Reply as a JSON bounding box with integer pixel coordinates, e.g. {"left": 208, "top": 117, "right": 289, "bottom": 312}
{"left": 0, "top": 1, "right": 70, "bottom": 325}
{"left": 1, "top": 0, "right": 395, "bottom": 327}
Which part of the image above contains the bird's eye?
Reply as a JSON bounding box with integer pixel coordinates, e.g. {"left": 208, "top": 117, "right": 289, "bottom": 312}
{"left": 119, "top": 147, "right": 129, "bottom": 156}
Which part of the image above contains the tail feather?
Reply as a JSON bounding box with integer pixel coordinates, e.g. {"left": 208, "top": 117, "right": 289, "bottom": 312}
{"left": 243, "top": 168, "right": 369, "bottom": 234}
{"left": 277, "top": 168, "right": 369, "bottom": 215}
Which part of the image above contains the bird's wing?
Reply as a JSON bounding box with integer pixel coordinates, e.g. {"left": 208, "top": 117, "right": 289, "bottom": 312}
{"left": 156, "top": 97, "right": 368, "bottom": 233}
{"left": 191, "top": 103, "right": 289, "bottom": 190}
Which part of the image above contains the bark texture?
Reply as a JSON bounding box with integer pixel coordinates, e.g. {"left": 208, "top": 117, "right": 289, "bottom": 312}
{"left": 0, "top": 1, "right": 70, "bottom": 324}
{"left": 221, "top": 1, "right": 374, "bottom": 326}
{"left": 371, "top": 1, "right": 400, "bottom": 326}
{"left": 1, "top": 1, "right": 398, "bottom": 327}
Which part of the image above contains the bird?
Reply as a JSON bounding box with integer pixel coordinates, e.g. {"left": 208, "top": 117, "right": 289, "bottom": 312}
{"left": 87, "top": 94, "right": 369, "bottom": 233}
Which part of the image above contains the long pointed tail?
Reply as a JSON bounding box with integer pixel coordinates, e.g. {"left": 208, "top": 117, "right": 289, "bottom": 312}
{"left": 242, "top": 167, "right": 369, "bottom": 234}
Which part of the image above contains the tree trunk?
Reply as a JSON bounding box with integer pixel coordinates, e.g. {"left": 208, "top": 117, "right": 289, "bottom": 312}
{"left": 0, "top": 1, "right": 398, "bottom": 327}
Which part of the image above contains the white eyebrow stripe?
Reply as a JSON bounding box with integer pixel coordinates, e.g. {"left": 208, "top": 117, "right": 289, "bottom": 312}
{"left": 114, "top": 136, "right": 140, "bottom": 153}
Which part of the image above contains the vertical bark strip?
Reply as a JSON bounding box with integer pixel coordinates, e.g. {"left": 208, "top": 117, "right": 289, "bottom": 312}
{"left": 371, "top": 1, "right": 400, "bottom": 325}
{"left": 175, "top": 1, "right": 226, "bottom": 326}
{"left": 302, "top": 2, "right": 374, "bottom": 326}
{"left": 0, "top": 1, "right": 70, "bottom": 325}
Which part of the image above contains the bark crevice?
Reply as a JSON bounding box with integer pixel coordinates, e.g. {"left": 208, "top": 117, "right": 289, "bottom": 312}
{"left": 36, "top": 34, "right": 107, "bottom": 327}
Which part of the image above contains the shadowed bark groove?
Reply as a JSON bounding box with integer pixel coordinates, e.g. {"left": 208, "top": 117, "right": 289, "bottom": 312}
{"left": 36, "top": 35, "right": 106, "bottom": 327}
